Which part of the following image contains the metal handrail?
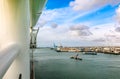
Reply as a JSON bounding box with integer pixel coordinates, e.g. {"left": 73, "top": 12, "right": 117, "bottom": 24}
{"left": 0, "top": 43, "right": 20, "bottom": 78}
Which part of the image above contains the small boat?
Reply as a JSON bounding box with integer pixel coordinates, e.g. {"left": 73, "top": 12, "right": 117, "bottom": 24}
{"left": 70, "top": 54, "right": 82, "bottom": 60}
{"left": 70, "top": 56, "right": 82, "bottom": 60}
{"left": 83, "top": 52, "right": 97, "bottom": 55}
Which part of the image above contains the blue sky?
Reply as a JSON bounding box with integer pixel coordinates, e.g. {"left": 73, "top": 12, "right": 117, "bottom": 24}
{"left": 46, "top": 0, "right": 74, "bottom": 9}
{"left": 37, "top": 0, "right": 120, "bottom": 47}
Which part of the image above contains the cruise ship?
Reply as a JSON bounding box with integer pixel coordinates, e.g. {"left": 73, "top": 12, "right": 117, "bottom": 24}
{"left": 0, "top": 0, "right": 47, "bottom": 79}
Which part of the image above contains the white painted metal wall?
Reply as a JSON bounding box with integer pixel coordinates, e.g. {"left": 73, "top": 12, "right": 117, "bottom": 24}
{"left": 0, "top": 0, "right": 30, "bottom": 79}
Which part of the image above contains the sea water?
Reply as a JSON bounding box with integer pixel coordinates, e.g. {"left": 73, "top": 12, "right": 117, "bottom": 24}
{"left": 34, "top": 48, "right": 120, "bottom": 79}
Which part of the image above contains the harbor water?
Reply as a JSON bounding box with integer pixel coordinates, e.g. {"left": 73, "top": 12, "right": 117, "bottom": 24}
{"left": 34, "top": 48, "right": 120, "bottom": 79}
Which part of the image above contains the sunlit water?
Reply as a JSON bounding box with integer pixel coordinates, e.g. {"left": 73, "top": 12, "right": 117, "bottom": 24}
{"left": 34, "top": 48, "right": 120, "bottom": 79}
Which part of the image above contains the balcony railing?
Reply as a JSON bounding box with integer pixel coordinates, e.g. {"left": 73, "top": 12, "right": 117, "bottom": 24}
{"left": 0, "top": 43, "right": 20, "bottom": 78}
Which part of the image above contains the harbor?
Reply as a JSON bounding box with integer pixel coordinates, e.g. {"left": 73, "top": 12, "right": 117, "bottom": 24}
{"left": 34, "top": 48, "right": 120, "bottom": 79}
{"left": 1, "top": 0, "right": 120, "bottom": 79}
{"left": 54, "top": 45, "right": 120, "bottom": 55}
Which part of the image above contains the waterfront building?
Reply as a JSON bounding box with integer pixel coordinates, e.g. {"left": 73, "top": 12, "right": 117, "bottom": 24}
{"left": 55, "top": 45, "right": 120, "bottom": 55}
{"left": 114, "top": 48, "right": 120, "bottom": 54}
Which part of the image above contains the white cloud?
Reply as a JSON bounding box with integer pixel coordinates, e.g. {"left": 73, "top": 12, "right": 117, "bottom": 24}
{"left": 37, "top": 24, "right": 69, "bottom": 42}
{"left": 69, "top": 24, "right": 92, "bottom": 36}
{"left": 90, "top": 23, "right": 120, "bottom": 45}
{"left": 37, "top": 22, "right": 120, "bottom": 47}
{"left": 38, "top": 7, "right": 98, "bottom": 26}
{"left": 36, "top": 19, "right": 47, "bottom": 28}
{"left": 115, "top": 27, "right": 120, "bottom": 32}
{"left": 37, "top": 2, "right": 115, "bottom": 29}
{"left": 51, "top": 22, "right": 58, "bottom": 28}
{"left": 70, "top": 24, "right": 89, "bottom": 30}
{"left": 116, "top": 5, "right": 120, "bottom": 23}
{"left": 92, "top": 38, "right": 106, "bottom": 42}
{"left": 36, "top": 0, "right": 120, "bottom": 47}
{"left": 114, "top": 5, "right": 120, "bottom": 33}
{"left": 70, "top": 0, "right": 120, "bottom": 11}
{"left": 39, "top": 7, "right": 76, "bottom": 23}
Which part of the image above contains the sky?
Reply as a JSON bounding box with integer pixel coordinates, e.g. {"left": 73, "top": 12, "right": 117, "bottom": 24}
{"left": 36, "top": 0, "right": 120, "bottom": 47}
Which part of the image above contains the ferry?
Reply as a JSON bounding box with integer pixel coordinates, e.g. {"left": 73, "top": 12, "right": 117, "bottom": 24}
{"left": 0, "top": 0, "right": 47, "bottom": 79}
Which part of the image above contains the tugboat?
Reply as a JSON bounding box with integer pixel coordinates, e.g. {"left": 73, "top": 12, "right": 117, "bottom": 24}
{"left": 70, "top": 54, "right": 82, "bottom": 60}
